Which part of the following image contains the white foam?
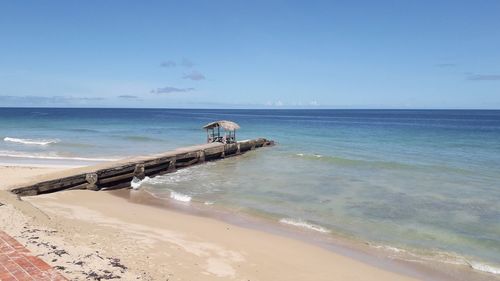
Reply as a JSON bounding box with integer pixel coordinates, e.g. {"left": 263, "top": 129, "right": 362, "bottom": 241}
{"left": 4, "top": 137, "right": 59, "bottom": 145}
{"left": 0, "top": 150, "right": 117, "bottom": 162}
{"left": 469, "top": 262, "right": 500, "bottom": 275}
{"left": 139, "top": 163, "right": 216, "bottom": 186}
{"left": 204, "top": 201, "right": 215, "bottom": 205}
{"left": 170, "top": 191, "right": 192, "bottom": 202}
{"left": 295, "top": 153, "right": 323, "bottom": 158}
{"left": 279, "top": 218, "right": 330, "bottom": 233}
{"left": 131, "top": 176, "right": 149, "bottom": 190}
{"left": 369, "top": 243, "right": 500, "bottom": 275}
{"left": 371, "top": 244, "right": 405, "bottom": 253}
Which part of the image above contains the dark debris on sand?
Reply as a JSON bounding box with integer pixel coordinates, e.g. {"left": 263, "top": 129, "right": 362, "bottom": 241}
{"left": 86, "top": 271, "right": 121, "bottom": 280}
{"left": 18, "top": 224, "right": 133, "bottom": 280}
{"left": 108, "top": 257, "right": 127, "bottom": 272}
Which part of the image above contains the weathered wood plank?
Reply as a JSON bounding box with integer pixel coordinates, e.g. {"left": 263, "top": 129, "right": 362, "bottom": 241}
{"left": 98, "top": 172, "right": 136, "bottom": 185}
{"left": 144, "top": 163, "right": 171, "bottom": 175}
{"left": 97, "top": 164, "right": 136, "bottom": 178}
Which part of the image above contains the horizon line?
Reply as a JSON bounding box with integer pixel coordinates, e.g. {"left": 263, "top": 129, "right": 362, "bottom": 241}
{"left": 1, "top": 106, "right": 499, "bottom": 111}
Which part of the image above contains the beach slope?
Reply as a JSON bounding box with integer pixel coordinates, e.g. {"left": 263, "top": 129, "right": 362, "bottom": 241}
{"left": 0, "top": 165, "right": 420, "bottom": 280}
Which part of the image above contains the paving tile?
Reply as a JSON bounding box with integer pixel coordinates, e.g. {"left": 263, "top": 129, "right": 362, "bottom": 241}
{"left": 0, "top": 230, "right": 67, "bottom": 281}
{"left": 0, "top": 264, "right": 17, "bottom": 281}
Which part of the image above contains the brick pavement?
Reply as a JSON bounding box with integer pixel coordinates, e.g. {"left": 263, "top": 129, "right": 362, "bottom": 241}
{"left": 0, "top": 230, "right": 67, "bottom": 281}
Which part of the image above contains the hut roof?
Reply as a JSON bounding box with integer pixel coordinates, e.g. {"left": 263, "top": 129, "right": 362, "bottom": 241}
{"left": 203, "top": 120, "right": 240, "bottom": 131}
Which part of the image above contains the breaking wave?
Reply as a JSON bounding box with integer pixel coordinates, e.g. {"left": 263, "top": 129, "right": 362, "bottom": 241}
{"left": 4, "top": 137, "right": 60, "bottom": 146}
{"left": 170, "top": 191, "right": 192, "bottom": 202}
{"left": 0, "top": 150, "right": 117, "bottom": 162}
{"left": 130, "top": 177, "right": 192, "bottom": 202}
{"left": 279, "top": 218, "right": 330, "bottom": 233}
{"left": 293, "top": 152, "right": 473, "bottom": 173}
{"left": 369, "top": 243, "right": 500, "bottom": 276}
{"left": 469, "top": 262, "right": 500, "bottom": 275}
{"left": 294, "top": 153, "right": 415, "bottom": 169}
{"left": 131, "top": 176, "right": 145, "bottom": 190}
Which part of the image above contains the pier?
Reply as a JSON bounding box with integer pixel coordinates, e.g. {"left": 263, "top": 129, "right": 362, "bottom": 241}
{"left": 10, "top": 138, "right": 274, "bottom": 196}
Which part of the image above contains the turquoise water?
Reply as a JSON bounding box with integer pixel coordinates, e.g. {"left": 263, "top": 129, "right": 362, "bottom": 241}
{"left": 1, "top": 108, "right": 500, "bottom": 275}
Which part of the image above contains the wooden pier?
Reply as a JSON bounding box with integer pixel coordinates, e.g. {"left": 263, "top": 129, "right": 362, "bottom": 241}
{"left": 10, "top": 138, "right": 274, "bottom": 196}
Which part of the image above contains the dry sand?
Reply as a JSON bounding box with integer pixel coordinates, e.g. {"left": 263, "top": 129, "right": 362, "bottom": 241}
{"left": 0, "top": 165, "right": 64, "bottom": 189}
{"left": 0, "top": 165, "right": 422, "bottom": 281}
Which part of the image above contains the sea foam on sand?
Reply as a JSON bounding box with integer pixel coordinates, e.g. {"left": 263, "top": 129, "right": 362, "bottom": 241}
{"left": 4, "top": 137, "right": 60, "bottom": 146}
{"left": 0, "top": 150, "right": 116, "bottom": 162}
{"left": 469, "top": 262, "right": 500, "bottom": 275}
{"left": 279, "top": 218, "right": 330, "bottom": 233}
{"left": 130, "top": 177, "right": 192, "bottom": 202}
{"left": 169, "top": 191, "right": 192, "bottom": 202}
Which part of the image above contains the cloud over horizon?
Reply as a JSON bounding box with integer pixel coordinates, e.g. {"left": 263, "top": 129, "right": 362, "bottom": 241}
{"left": 117, "top": 95, "right": 139, "bottom": 99}
{"left": 183, "top": 70, "right": 205, "bottom": 81}
{"left": 160, "top": 60, "right": 176, "bottom": 67}
{"left": 0, "top": 95, "right": 105, "bottom": 105}
{"left": 160, "top": 58, "right": 195, "bottom": 68}
{"left": 180, "top": 58, "right": 194, "bottom": 68}
{"left": 150, "top": 86, "right": 195, "bottom": 94}
{"left": 466, "top": 74, "right": 500, "bottom": 81}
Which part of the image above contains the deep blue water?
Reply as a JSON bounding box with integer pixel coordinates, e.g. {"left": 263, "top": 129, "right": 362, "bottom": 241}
{"left": 1, "top": 108, "right": 500, "bottom": 274}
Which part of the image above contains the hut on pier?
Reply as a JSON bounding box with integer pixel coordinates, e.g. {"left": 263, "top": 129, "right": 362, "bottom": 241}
{"left": 203, "top": 120, "right": 240, "bottom": 144}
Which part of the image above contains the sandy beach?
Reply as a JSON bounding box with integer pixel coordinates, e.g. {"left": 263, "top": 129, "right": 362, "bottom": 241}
{"left": 0, "top": 165, "right": 426, "bottom": 281}
{"left": 2, "top": 1, "right": 500, "bottom": 279}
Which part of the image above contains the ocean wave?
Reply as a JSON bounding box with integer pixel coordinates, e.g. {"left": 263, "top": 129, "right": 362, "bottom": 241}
{"left": 279, "top": 218, "right": 330, "bottom": 233}
{"left": 369, "top": 242, "right": 500, "bottom": 275}
{"left": 170, "top": 191, "right": 192, "bottom": 202}
{"left": 294, "top": 153, "right": 411, "bottom": 169}
{"left": 139, "top": 164, "right": 215, "bottom": 186}
{"left": 468, "top": 262, "right": 500, "bottom": 275}
{"left": 370, "top": 242, "right": 470, "bottom": 266}
{"left": 130, "top": 176, "right": 170, "bottom": 189}
{"left": 293, "top": 152, "right": 471, "bottom": 173}
{"left": 62, "top": 128, "right": 101, "bottom": 133}
{"left": 370, "top": 244, "right": 406, "bottom": 253}
{"left": 133, "top": 175, "right": 179, "bottom": 186}
{"left": 0, "top": 150, "right": 117, "bottom": 162}
{"left": 131, "top": 176, "right": 147, "bottom": 190}
{"left": 131, "top": 176, "right": 192, "bottom": 202}
{"left": 117, "top": 135, "right": 163, "bottom": 142}
{"left": 4, "top": 137, "right": 60, "bottom": 146}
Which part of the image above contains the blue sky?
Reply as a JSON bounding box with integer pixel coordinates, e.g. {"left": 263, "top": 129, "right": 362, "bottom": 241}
{"left": 0, "top": 1, "right": 499, "bottom": 109}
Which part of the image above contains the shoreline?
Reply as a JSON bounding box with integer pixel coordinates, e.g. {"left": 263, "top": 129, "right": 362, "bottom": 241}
{"left": 111, "top": 187, "right": 498, "bottom": 281}
{"left": 0, "top": 163, "right": 497, "bottom": 280}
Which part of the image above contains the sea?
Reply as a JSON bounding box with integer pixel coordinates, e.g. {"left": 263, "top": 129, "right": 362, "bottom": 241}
{"left": 1, "top": 108, "right": 499, "bottom": 279}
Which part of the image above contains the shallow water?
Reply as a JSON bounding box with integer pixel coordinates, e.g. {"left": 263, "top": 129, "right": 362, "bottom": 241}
{"left": 1, "top": 108, "right": 500, "bottom": 276}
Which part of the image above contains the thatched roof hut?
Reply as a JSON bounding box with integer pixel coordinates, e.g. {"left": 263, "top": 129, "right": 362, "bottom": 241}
{"left": 202, "top": 120, "right": 240, "bottom": 131}
{"left": 203, "top": 120, "right": 240, "bottom": 144}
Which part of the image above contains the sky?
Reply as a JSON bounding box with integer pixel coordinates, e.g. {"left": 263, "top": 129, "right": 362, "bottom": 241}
{"left": 0, "top": 0, "right": 499, "bottom": 109}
